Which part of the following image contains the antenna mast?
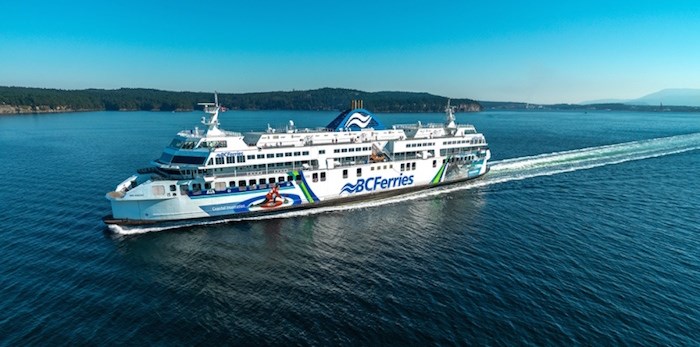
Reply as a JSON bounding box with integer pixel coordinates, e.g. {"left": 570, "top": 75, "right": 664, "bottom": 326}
{"left": 445, "top": 99, "right": 456, "bottom": 129}
{"left": 198, "top": 91, "right": 223, "bottom": 135}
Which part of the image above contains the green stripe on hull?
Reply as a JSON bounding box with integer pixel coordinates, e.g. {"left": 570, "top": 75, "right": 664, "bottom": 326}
{"left": 431, "top": 160, "right": 448, "bottom": 184}
{"left": 292, "top": 170, "right": 316, "bottom": 203}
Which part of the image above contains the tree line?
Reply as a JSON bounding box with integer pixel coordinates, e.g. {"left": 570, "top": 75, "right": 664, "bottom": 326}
{"left": 0, "top": 86, "right": 482, "bottom": 113}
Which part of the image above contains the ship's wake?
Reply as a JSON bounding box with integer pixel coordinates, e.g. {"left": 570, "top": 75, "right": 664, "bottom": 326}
{"left": 110, "top": 133, "right": 700, "bottom": 235}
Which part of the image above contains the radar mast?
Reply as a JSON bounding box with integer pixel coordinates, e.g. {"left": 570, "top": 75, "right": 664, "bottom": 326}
{"left": 198, "top": 92, "right": 224, "bottom": 136}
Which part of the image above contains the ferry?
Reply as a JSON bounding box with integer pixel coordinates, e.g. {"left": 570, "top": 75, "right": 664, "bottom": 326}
{"left": 104, "top": 95, "right": 491, "bottom": 225}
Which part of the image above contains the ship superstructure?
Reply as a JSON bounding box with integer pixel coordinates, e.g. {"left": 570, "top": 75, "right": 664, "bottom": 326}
{"left": 105, "top": 96, "right": 490, "bottom": 224}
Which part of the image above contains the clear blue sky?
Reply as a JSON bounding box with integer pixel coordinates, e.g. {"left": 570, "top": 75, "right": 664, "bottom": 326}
{"left": 1, "top": 0, "right": 699, "bottom": 103}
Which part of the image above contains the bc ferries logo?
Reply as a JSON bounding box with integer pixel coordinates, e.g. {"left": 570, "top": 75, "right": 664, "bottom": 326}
{"left": 340, "top": 174, "right": 415, "bottom": 194}
{"left": 344, "top": 112, "right": 373, "bottom": 129}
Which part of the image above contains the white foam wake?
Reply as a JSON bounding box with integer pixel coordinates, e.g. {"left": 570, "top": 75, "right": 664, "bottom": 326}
{"left": 111, "top": 133, "right": 700, "bottom": 235}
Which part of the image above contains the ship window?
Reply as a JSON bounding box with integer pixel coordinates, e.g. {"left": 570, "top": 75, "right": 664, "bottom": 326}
{"left": 357, "top": 168, "right": 362, "bottom": 177}
{"left": 285, "top": 152, "right": 292, "bottom": 157}
{"left": 320, "top": 172, "right": 326, "bottom": 181}
{"left": 207, "top": 158, "right": 213, "bottom": 165}
{"left": 247, "top": 155, "right": 255, "bottom": 160}
{"left": 260, "top": 178, "right": 267, "bottom": 185}
{"left": 372, "top": 166, "right": 376, "bottom": 171}
{"left": 287, "top": 175, "right": 293, "bottom": 182}
{"left": 294, "top": 152, "right": 301, "bottom": 156}
{"left": 303, "top": 151, "right": 309, "bottom": 155}
{"left": 152, "top": 185, "right": 165, "bottom": 196}
{"left": 169, "top": 185, "right": 176, "bottom": 192}
{"left": 237, "top": 156, "right": 246, "bottom": 163}
{"left": 158, "top": 152, "right": 173, "bottom": 164}
{"left": 400, "top": 163, "right": 405, "bottom": 171}
{"left": 343, "top": 169, "right": 348, "bottom": 178}
{"left": 215, "top": 157, "right": 224, "bottom": 165}
{"left": 172, "top": 155, "right": 207, "bottom": 165}
{"left": 334, "top": 149, "right": 340, "bottom": 153}
{"left": 312, "top": 173, "right": 318, "bottom": 182}
{"left": 257, "top": 154, "right": 264, "bottom": 159}
{"left": 319, "top": 150, "right": 325, "bottom": 154}
{"left": 182, "top": 141, "right": 196, "bottom": 149}
{"left": 279, "top": 176, "right": 285, "bottom": 183}
{"left": 169, "top": 139, "right": 184, "bottom": 148}
{"left": 341, "top": 148, "right": 348, "bottom": 153}
{"left": 276, "top": 153, "right": 284, "bottom": 157}
{"left": 249, "top": 179, "right": 256, "bottom": 186}
{"left": 215, "top": 182, "right": 226, "bottom": 191}
{"left": 349, "top": 148, "right": 355, "bottom": 152}
{"left": 433, "top": 160, "right": 437, "bottom": 168}
{"left": 229, "top": 181, "right": 236, "bottom": 187}
{"left": 412, "top": 162, "right": 416, "bottom": 170}
{"left": 226, "top": 156, "right": 235, "bottom": 164}
{"left": 269, "top": 177, "right": 276, "bottom": 184}
{"left": 239, "top": 180, "right": 246, "bottom": 187}
{"left": 180, "top": 185, "right": 188, "bottom": 195}
{"left": 204, "top": 183, "right": 211, "bottom": 190}
{"left": 266, "top": 153, "right": 274, "bottom": 158}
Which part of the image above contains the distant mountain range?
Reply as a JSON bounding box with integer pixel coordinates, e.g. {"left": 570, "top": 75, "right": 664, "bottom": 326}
{"left": 582, "top": 88, "right": 700, "bottom": 107}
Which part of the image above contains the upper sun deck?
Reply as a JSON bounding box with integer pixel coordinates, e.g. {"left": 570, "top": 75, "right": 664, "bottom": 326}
{"left": 176, "top": 129, "right": 242, "bottom": 139}
{"left": 169, "top": 97, "right": 481, "bottom": 152}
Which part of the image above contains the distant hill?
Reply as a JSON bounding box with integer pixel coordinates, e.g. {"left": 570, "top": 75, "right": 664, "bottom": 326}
{"left": 628, "top": 88, "right": 700, "bottom": 106}
{"left": 0, "top": 86, "right": 481, "bottom": 114}
{"left": 579, "top": 98, "right": 629, "bottom": 105}
{"left": 582, "top": 88, "right": 700, "bottom": 107}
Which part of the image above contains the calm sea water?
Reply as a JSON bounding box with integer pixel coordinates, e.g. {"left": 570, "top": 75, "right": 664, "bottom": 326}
{"left": 1, "top": 110, "right": 699, "bottom": 345}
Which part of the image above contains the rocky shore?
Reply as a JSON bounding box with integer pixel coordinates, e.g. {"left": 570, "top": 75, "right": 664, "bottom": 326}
{"left": 0, "top": 104, "right": 82, "bottom": 114}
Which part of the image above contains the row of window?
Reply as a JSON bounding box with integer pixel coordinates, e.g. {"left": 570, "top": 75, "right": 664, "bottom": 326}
{"left": 393, "top": 151, "right": 433, "bottom": 161}
{"left": 341, "top": 164, "right": 396, "bottom": 178}
{"left": 406, "top": 142, "right": 435, "bottom": 148}
{"left": 207, "top": 154, "right": 315, "bottom": 167}
{"left": 173, "top": 151, "right": 313, "bottom": 167}
{"left": 311, "top": 172, "right": 327, "bottom": 182}
{"left": 446, "top": 156, "right": 473, "bottom": 163}
{"left": 169, "top": 139, "right": 228, "bottom": 149}
{"left": 333, "top": 147, "right": 371, "bottom": 153}
{"left": 443, "top": 138, "right": 484, "bottom": 145}
{"left": 201, "top": 141, "right": 227, "bottom": 148}
{"left": 245, "top": 151, "right": 310, "bottom": 160}
{"left": 400, "top": 162, "right": 418, "bottom": 171}
{"left": 440, "top": 148, "right": 479, "bottom": 156}
{"left": 187, "top": 174, "right": 304, "bottom": 194}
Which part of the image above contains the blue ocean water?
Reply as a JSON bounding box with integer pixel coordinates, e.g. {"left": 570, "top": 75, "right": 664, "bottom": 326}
{"left": 0, "top": 110, "right": 699, "bottom": 345}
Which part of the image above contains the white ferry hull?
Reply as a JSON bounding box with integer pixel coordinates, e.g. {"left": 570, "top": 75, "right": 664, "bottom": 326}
{"left": 104, "top": 157, "right": 489, "bottom": 225}
{"left": 105, "top": 96, "right": 491, "bottom": 226}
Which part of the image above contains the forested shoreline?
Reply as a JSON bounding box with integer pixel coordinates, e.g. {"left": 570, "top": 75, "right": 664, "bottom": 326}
{"left": 0, "top": 86, "right": 482, "bottom": 114}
